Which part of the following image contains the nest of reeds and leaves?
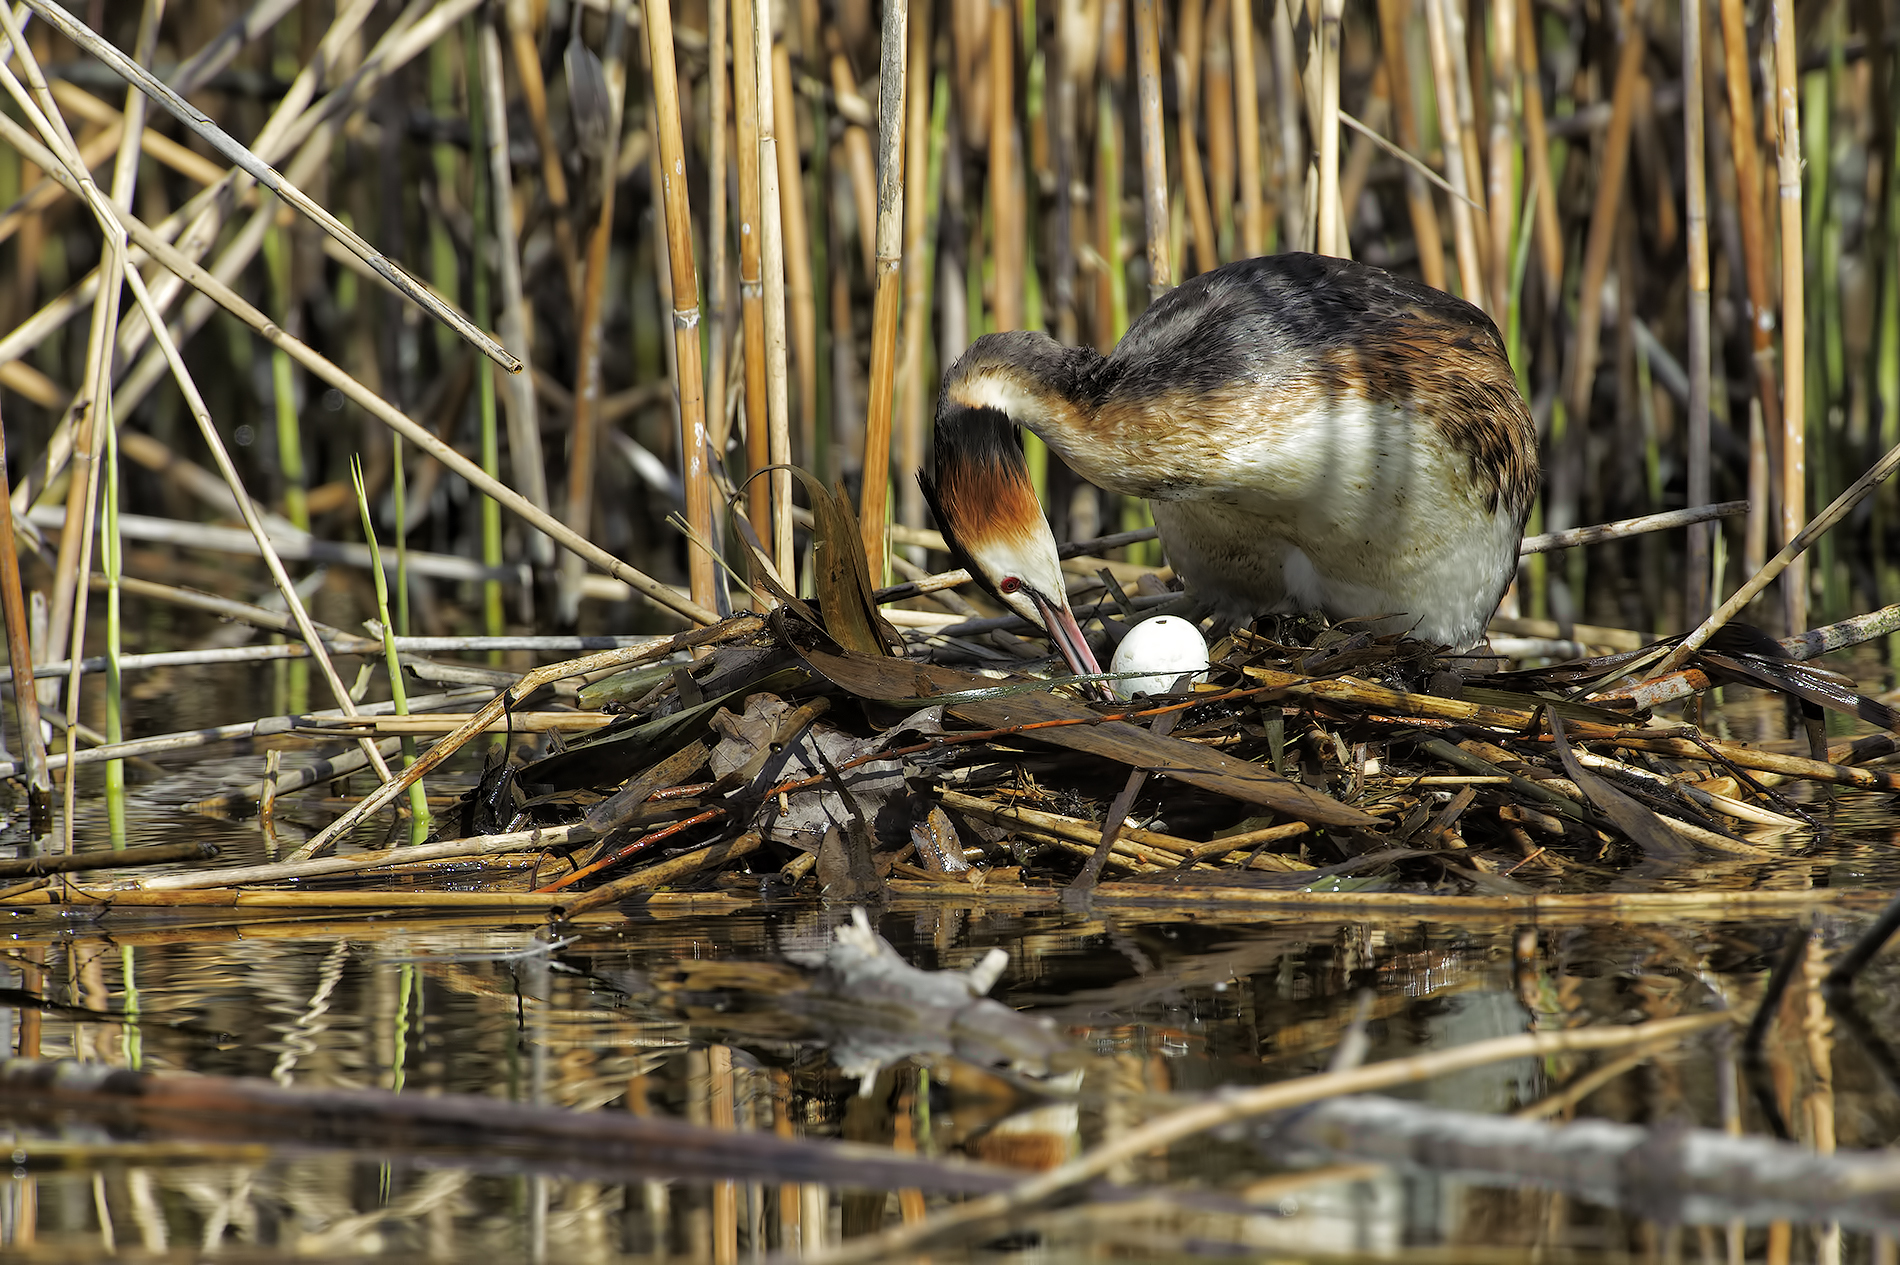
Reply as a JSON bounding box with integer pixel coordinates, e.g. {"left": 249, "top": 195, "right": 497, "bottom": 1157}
{"left": 0, "top": 0, "right": 1895, "bottom": 918}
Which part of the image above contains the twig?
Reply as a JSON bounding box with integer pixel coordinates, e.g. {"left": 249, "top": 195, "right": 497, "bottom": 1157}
{"left": 1337, "top": 109, "right": 1482, "bottom": 209}
{"left": 1519, "top": 501, "right": 1749, "bottom": 554}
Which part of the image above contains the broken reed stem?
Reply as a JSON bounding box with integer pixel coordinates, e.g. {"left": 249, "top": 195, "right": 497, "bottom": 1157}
{"left": 731, "top": 0, "right": 770, "bottom": 551}
{"left": 1772, "top": 0, "right": 1806, "bottom": 635}
{"left": 1175, "top": 0, "right": 1218, "bottom": 277}
{"left": 896, "top": 0, "right": 936, "bottom": 541}
{"left": 989, "top": 0, "right": 1021, "bottom": 330}
{"left": 1377, "top": 0, "right": 1445, "bottom": 291}
{"left": 757, "top": 16, "right": 795, "bottom": 580}
{"left": 1682, "top": 0, "right": 1712, "bottom": 621}
{"left": 1231, "top": 0, "right": 1265, "bottom": 255}
{"left": 1133, "top": 0, "right": 1172, "bottom": 295}
{"left": 1316, "top": 0, "right": 1344, "bottom": 257}
{"left": 1564, "top": 0, "right": 1643, "bottom": 424}
{"left": 858, "top": 0, "right": 908, "bottom": 577}
{"left": 645, "top": 0, "right": 719, "bottom": 616}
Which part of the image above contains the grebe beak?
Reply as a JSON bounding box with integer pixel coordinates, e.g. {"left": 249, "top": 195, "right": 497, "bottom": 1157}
{"left": 1023, "top": 585, "right": 1106, "bottom": 685}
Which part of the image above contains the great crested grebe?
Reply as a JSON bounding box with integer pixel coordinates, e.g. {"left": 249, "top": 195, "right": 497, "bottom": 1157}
{"left": 920, "top": 252, "right": 1540, "bottom": 674}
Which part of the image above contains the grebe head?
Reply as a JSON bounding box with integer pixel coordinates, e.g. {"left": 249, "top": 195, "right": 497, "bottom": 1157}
{"left": 919, "top": 399, "right": 1104, "bottom": 683}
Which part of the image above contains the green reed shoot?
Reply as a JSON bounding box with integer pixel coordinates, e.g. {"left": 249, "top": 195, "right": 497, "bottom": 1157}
{"left": 351, "top": 456, "right": 430, "bottom": 839}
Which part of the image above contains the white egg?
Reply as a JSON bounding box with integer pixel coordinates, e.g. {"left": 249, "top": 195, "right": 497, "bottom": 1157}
{"left": 1109, "top": 616, "right": 1210, "bottom": 699}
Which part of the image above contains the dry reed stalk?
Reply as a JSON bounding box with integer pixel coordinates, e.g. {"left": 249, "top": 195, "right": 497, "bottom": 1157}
{"left": 1563, "top": 0, "right": 1644, "bottom": 425}
{"left": 773, "top": 42, "right": 820, "bottom": 482}
{"left": 0, "top": 112, "right": 722, "bottom": 627}
{"left": 1422, "top": 0, "right": 1486, "bottom": 307}
{"left": 1223, "top": 0, "right": 1269, "bottom": 254}
{"left": 22, "top": 0, "right": 518, "bottom": 372}
{"left": 1717, "top": 0, "right": 1781, "bottom": 575}
{"left": 0, "top": 403, "right": 50, "bottom": 815}
{"left": 1133, "top": 0, "right": 1172, "bottom": 294}
{"left": 858, "top": 0, "right": 909, "bottom": 575}
{"left": 1202, "top": 0, "right": 1236, "bottom": 259}
{"left": 1376, "top": 0, "right": 1445, "bottom": 291}
{"left": 989, "top": 0, "right": 1022, "bottom": 330}
{"left": 896, "top": 0, "right": 936, "bottom": 542}
{"left": 757, "top": 22, "right": 795, "bottom": 578}
{"left": 559, "top": 0, "right": 635, "bottom": 624}
{"left": 478, "top": 18, "right": 553, "bottom": 566}
{"left": 1264, "top": 0, "right": 1298, "bottom": 251}
{"left": 732, "top": 0, "right": 771, "bottom": 544}
{"left": 830, "top": 37, "right": 881, "bottom": 279}
{"left": 1175, "top": 0, "right": 1218, "bottom": 276}
{"left": 1747, "top": 398, "right": 1770, "bottom": 574}
{"left": 1443, "top": 0, "right": 1487, "bottom": 232}
{"left": 1092, "top": 82, "right": 1123, "bottom": 349}
{"left": 0, "top": 30, "right": 128, "bottom": 846}
{"left": 1514, "top": 0, "right": 1561, "bottom": 302}
{"left": 1336, "top": 69, "right": 1385, "bottom": 238}
{"left": 7, "top": 0, "right": 452, "bottom": 511}
{"left": 1485, "top": 0, "right": 1517, "bottom": 318}
{"left": 646, "top": 0, "right": 719, "bottom": 616}
{"left": 1771, "top": 0, "right": 1806, "bottom": 635}
{"left": 1682, "top": 0, "right": 1712, "bottom": 621}
{"left": 1315, "top": 0, "right": 1343, "bottom": 256}
{"left": 706, "top": 0, "right": 731, "bottom": 460}
{"left": 506, "top": 0, "right": 583, "bottom": 301}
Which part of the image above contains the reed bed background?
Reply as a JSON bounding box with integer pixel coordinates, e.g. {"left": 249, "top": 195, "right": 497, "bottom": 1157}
{"left": 0, "top": 0, "right": 1895, "bottom": 794}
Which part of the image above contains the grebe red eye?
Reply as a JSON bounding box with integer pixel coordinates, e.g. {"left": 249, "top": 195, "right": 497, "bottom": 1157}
{"left": 998, "top": 576, "right": 1022, "bottom": 594}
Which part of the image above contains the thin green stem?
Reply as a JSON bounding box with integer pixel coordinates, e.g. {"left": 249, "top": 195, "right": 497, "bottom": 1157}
{"left": 352, "top": 456, "right": 430, "bottom": 839}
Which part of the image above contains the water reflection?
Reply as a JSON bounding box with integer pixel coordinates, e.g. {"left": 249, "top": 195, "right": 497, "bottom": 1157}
{"left": 7, "top": 899, "right": 1900, "bottom": 1259}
